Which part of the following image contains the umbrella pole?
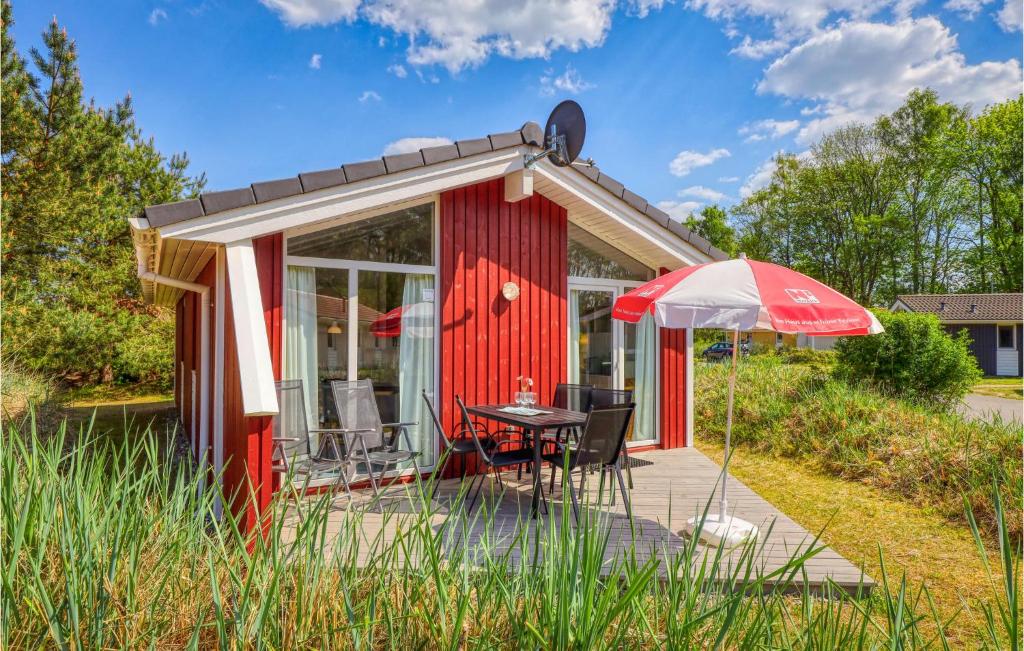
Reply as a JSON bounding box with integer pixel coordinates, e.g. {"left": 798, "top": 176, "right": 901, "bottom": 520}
{"left": 720, "top": 327, "right": 739, "bottom": 518}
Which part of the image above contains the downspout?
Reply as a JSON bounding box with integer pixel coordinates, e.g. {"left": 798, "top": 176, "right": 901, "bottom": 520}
{"left": 136, "top": 247, "right": 212, "bottom": 501}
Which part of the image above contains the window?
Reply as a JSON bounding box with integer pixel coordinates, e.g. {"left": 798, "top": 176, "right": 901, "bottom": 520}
{"left": 284, "top": 203, "right": 436, "bottom": 472}
{"left": 288, "top": 203, "right": 434, "bottom": 265}
{"left": 998, "top": 325, "right": 1015, "bottom": 349}
{"left": 568, "top": 222, "right": 654, "bottom": 281}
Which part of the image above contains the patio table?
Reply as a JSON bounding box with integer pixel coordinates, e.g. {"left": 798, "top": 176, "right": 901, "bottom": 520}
{"left": 464, "top": 404, "right": 587, "bottom": 518}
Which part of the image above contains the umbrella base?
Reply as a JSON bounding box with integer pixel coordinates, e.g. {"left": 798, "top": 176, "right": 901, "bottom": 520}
{"left": 684, "top": 513, "right": 759, "bottom": 548}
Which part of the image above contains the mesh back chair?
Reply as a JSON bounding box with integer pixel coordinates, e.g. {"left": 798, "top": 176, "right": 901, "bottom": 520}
{"left": 542, "top": 403, "right": 635, "bottom": 524}
{"left": 456, "top": 395, "right": 536, "bottom": 513}
{"left": 422, "top": 390, "right": 510, "bottom": 500}
{"left": 588, "top": 387, "right": 636, "bottom": 490}
{"left": 330, "top": 379, "right": 421, "bottom": 506}
{"left": 271, "top": 380, "right": 363, "bottom": 513}
{"left": 541, "top": 383, "right": 593, "bottom": 445}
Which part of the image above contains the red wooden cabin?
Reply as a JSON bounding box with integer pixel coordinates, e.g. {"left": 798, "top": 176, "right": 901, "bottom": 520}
{"left": 130, "top": 121, "right": 726, "bottom": 531}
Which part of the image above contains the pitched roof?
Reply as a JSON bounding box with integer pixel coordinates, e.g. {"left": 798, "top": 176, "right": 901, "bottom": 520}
{"left": 894, "top": 293, "right": 1023, "bottom": 321}
{"left": 138, "top": 121, "right": 727, "bottom": 261}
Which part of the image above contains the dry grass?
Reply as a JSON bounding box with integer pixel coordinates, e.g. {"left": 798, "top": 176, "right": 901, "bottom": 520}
{"left": 698, "top": 440, "right": 1003, "bottom": 645}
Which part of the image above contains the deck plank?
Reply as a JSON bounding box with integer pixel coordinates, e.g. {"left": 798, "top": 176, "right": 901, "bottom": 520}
{"left": 282, "top": 447, "right": 874, "bottom": 593}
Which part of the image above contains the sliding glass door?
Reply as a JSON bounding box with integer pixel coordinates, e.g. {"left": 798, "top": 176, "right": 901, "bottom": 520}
{"left": 568, "top": 283, "right": 658, "bottom": 445}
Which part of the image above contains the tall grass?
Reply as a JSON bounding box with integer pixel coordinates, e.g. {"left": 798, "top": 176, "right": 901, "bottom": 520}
{"left": 695, "top": 355, "right": 1023, "bottom": 542}
{"left": 2, "top": 416, "right": 1019, "bottom": 648}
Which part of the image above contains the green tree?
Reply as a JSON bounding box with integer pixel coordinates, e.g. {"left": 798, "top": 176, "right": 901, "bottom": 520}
{"left": 1, "top": 6, "right": 203, "bottom": 387}
{"left": 683, "top": 204, "right": 737, "bottom": 256}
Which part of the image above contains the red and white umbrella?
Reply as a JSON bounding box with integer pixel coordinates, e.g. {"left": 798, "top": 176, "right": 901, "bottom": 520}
{"left": 612, "top": 254, "right": 882, "bottom": 547}
{"left": 612, "top": 256, "right": 882, "bottom": 335}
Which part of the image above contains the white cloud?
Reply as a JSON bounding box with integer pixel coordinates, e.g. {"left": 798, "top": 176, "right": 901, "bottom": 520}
{"left": 262, "top": 0, "right": 624, "bottom": 72}
{"left": 359, "top": 90, "right": 382, "bottom": 103}
{"left": 738, "top": 118, "right": 800, "bottom": 142}
{"left": 387, "top": 63, "right": 408, "bottom": 77}
{"left": 997, "top": 0, "right": 1023, "bottom": 30}
{"left": 415, "top": 69, "right": 441, "bottom": 84}
{"left": 657, "top": 200, "right": 702, "bottom": 220}
{"left": 678, "top": 185, "right": 729, "bottom": 202}
{"left": 729, "top": 35, "right": 787, "bottom": 59}
{"left": 739, "top": 157, "right": 778, "bottom": 197}
{"left": 943, "top": 0, "right": 993, "bottom": 19}
{"left": 383, "top": 136, "right": 453, "bottom": 155}
{"left": 148, "top": 8, "right": 167, "bottom": 25}
{"left": 260, "top": 0, "right": 360, "bottom": 26}
{"left": 686, "top": 0, "right": 916, "bottom": 42}
{"left": 539, "top": 64, "right": 595, "bottom": 96}
{"left": 718, "top": 175, "right": 740, "bottom": 182}
{"left": 309, "top": 53, "right": 322, "bottom": 69}
{"left": 669, "top": 147, "right": 731, "bottom": 177}
{"left": 757, "top": 18, "right": 1023, "bottom": 143}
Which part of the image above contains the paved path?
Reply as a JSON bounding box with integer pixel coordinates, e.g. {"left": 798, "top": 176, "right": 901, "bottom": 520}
{"left": 960, "top": 393, "right": 1022, "bottom": 424}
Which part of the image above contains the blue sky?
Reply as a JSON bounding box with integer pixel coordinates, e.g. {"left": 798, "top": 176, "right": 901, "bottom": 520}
{"left": 11, "top": 0, "right": 1022, "bottom": 218}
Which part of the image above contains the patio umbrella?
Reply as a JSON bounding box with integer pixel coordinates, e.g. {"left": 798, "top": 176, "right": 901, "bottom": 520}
{"left": 612, "top": 253, "right": 882, "bottom": 547}
{"left": 370, "top": 303, "right": 434, "bottom": 339}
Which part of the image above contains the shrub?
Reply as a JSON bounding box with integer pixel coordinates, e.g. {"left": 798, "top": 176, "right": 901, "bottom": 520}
{"left": 833, "top": 311, "right": 981, "bottom": 408}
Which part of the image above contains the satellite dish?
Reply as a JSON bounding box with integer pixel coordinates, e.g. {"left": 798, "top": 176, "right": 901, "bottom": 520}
{"left": 525, "top": 100, "right": 588, "bottom": 168}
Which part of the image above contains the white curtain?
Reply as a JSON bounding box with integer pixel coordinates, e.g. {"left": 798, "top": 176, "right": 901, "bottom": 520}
{"left": 285, "top": 266, "right": 319, "bottom": 428}
{"left": 633, "top": 312, "right": 657, "bottom": 441}
{"left": 398, "top": 274, "right": 435, "bottom": 467}
{"left": 568, "top": 290, "right": 581, "bottom": 383}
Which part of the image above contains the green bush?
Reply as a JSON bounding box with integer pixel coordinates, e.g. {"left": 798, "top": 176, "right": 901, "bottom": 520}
{"left": 833, "top": 311, "right": 981, "bottom": 408}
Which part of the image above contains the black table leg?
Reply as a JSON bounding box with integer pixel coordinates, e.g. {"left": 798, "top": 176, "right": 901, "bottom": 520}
{"left": 531, "top": 426, "right": 543, "bottom": 519}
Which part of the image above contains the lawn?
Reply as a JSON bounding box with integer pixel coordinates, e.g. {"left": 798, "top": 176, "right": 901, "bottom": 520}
{"left": 973, "top": 377, "right": 1023, "bottom": 400}
{"left": 697, "top": 441, "right": 1003, "bottom": 645}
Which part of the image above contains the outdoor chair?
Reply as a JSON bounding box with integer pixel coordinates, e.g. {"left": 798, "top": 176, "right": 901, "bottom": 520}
{"left": 588, "top": 387, "right": 636, "bottom": 490}
{"left": 456, "top": 395, "right": 536, "bottom": 513}
{"left": 330, "top": 379, "right": 421, "bottom": 507}
{"left": 422, "top": 390, "right": 515, "bottom": 500}
{"left": 541, "top": 382, "right": 593, "bottom": 446}
{"left": 542, "top": 403, "right": 636, "bottom": 524}
{"left": 271, "top": 380, "right": 369, "bottom": 516}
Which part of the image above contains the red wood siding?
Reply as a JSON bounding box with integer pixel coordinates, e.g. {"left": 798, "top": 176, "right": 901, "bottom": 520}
{"left": 658, "top": 267, "right": 689, "bottom": 449}
{"left": 439, "top": 179, "right": 568, "bottom": 477}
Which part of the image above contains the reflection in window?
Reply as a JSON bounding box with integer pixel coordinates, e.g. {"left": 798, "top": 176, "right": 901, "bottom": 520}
{"left": 287, "top": 203, "right": 434, "bottom": 265}
{"left": 568, "top": 222, "right": 654, "bottom": 281}
{"left": 284, "top": 265, "right": 436, "bottom": 467}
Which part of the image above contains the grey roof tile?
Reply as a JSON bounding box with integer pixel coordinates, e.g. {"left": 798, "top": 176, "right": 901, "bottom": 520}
{"left": 488, "top": 130, "right": 523, "bottom": 150}
{"left": 456, "top": 137, "right": 492, "bottom": 157}
{"left": 252, "top": 177, "right": 303, "bottom": 203}
{"left": 144, "top": 199, "right": 205, "bottom": 228}
{"left": 383, "top": 151, "right": 425, "bottom": 174}
{"left": 896, "top": 293, "right": 1023, "bottom": 321}
{"left": 520, "top": 121, "right": 544, "bottom": 147}
{"left": 342, "top": 159, "right": 387, "bottom": 183}
{"left": 421, "top": 144, "right": 460, "bottom": 165}
{"left": 200, "top": 187, "right": 255, "bottom": 215}
{"left": 596, "top": 172, "right": 625, "bottom": 199}
{"left": 573, "top": 162, "right": 600, "bottom": 182}
{"left": 133, "top": 120, "right": 731, "bottom": 263}
{"left": 622, "top": 189, "right": 647, "bottom": 213}
{"left": 299, "top": 168, "right": 347, "bottom": 193}
{"left": 644, "top": 204, "right": 670, "bottom": 228}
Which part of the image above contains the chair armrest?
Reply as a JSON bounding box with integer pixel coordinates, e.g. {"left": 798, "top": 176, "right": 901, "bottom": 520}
{"left": 272, "top": 436, "right": 301, "bottom": 442}
{"left": 381, "top": 421, "right": 417, "bottom": 429}
{"left": 308, "top": 427, "right": 375, "bottom": 434}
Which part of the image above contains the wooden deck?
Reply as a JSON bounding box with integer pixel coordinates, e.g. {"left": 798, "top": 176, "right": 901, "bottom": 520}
{"left": 285, "top": 447, "right": 874, "bottom": 593}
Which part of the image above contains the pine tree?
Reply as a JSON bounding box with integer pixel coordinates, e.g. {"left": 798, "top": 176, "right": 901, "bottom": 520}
{"left": 2, "top": 2, "right": 204, "bottom": 386}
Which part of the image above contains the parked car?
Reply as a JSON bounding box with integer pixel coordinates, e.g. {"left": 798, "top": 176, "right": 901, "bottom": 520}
{"left": 701, "top": 340, "right": 749, "bottom": 361}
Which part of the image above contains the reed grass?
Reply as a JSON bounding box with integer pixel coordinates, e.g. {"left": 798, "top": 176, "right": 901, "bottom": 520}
{"left": 2, "top": 415, "right": 1018, "bottom": 648}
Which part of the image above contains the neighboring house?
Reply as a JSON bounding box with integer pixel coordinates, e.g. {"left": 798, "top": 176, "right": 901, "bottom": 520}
{"left": 748, "top": 331, "right": 796, "bottom": 351}
{"left": 795, "top": 333, "right": 841, "bottom": 351}
{"left": 890, "top": 293, "right": 1023, "bottom": 377}
{"left": 129, "top": 121, "right": 726, "bottom": 528}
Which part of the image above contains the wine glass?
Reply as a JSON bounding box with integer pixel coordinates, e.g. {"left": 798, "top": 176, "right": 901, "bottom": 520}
{"left": 525, "top": 392, "right": 536, "bottom": 408}
{"left": 514, "top": 391, "right": 524, "bottom": 407}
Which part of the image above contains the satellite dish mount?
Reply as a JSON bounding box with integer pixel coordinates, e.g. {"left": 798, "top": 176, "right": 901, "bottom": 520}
{"left": 524, "top": 100, "right": 589, "bottom": 169}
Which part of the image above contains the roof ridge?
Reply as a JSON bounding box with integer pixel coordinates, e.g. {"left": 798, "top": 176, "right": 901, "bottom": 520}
{"left": 137, "top": 120, "right": 727, "bottom": 261}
